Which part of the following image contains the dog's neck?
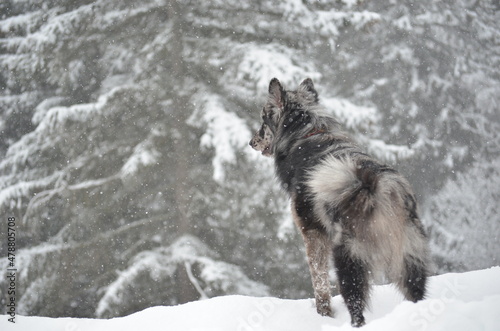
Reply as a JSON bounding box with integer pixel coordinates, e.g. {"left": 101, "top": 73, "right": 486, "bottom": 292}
{"left": 303, "top": 128, "right": 326, "bottom": 139}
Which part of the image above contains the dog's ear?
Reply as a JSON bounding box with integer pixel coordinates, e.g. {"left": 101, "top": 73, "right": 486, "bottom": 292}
{"left": 268, "top": 78, "right": 285, "bottom": 110}
{"left": 299, "top": 78, "right": 318, "bottom": 102}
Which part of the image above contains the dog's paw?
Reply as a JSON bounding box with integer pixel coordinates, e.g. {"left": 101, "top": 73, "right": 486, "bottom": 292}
{"left": 350, "top": 316, "right": 366, "bottom": 328}
{"left": 316, "top": 301, "right": 334, "bottom": 317}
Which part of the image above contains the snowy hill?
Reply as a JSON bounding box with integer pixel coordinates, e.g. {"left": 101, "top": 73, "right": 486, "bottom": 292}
{"left": 2, "top": 267, "right": 499, "bottom": 331}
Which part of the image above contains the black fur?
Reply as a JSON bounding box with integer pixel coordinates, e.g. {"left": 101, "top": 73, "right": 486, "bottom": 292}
{"left": 333, "top": 243, "right": 369, "bottom": 327}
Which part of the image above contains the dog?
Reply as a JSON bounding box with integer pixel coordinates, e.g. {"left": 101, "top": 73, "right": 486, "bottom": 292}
{"left": 249, "top": 78, "right": 430, "bottom": 327}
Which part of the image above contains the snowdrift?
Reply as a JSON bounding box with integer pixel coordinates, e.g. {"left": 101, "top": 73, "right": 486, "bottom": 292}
{"left": 2, "top": 267, "right": 499, "bottom": 331}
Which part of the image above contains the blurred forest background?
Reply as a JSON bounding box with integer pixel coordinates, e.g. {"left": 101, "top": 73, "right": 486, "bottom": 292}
{"left": 0, "top": 0, "right": 499, "bottom": 319}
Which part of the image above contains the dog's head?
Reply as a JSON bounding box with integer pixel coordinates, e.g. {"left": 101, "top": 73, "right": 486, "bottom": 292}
{"left": 249, "top": 78, "right": 319, "bottom": 157}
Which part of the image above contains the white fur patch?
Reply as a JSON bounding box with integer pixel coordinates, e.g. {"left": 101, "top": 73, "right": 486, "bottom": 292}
{"left": 307, "top": 156, "right": 359, "bottom": 205}
{"left": 306, "top": 156, "right": 358, "bottom": 234}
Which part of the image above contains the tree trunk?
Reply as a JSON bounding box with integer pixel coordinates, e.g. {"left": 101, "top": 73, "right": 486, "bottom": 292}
{"left": 167, "top": 0, "right": 198, "bottom": 304}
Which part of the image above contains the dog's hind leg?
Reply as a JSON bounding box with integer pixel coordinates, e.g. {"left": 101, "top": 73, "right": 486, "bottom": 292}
{"left": 396, "top": 198, "right": 429, "bottom": 302}
{"left": 302, "top": 228, "right": 333, "bottom": 317}
{"left": 333, "top": 242, "right": 369, "bottom": 327}
{"left": 397, "top": 252, "right": 428, "bottom": 303}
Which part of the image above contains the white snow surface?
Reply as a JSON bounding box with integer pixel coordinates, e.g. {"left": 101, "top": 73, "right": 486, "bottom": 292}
{"left": 2, "top": 267, "right": 499, "bottom": 331}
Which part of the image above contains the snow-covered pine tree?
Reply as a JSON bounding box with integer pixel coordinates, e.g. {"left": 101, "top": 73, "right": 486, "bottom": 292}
{"left": 426, "top": 156, "right": 500, "bottom": 273}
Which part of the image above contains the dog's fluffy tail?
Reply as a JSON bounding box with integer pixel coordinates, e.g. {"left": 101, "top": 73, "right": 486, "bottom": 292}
{"left": 307, "top": 156, "right": 383, "bottom": 224}
{"left": 336, "top": 158, "right": 382, "bottom": 224}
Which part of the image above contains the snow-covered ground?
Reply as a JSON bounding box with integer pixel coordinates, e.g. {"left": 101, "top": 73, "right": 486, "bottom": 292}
{"left": 2, "top": 267, "right": 499, "bottom": 331}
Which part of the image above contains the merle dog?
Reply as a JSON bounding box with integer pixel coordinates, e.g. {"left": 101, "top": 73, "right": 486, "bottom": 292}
{"left": 249, "top": 78, "right": 430, "bottom": 327}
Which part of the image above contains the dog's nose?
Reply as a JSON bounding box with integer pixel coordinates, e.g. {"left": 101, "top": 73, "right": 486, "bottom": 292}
{"left": 249, "top": 140, "right": 254, "bottom": 147}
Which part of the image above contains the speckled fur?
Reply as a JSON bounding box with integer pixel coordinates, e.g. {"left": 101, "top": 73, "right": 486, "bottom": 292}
{"left": 249, "top": 78, "right": 431, "bottom": 327}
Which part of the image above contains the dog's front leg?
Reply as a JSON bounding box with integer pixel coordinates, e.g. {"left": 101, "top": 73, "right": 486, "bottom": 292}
{"left": 301, "top": 228, "right": 333, "bottom": 317}
{"left": 291, "top": 197, "right": 333, "bottom": 316}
